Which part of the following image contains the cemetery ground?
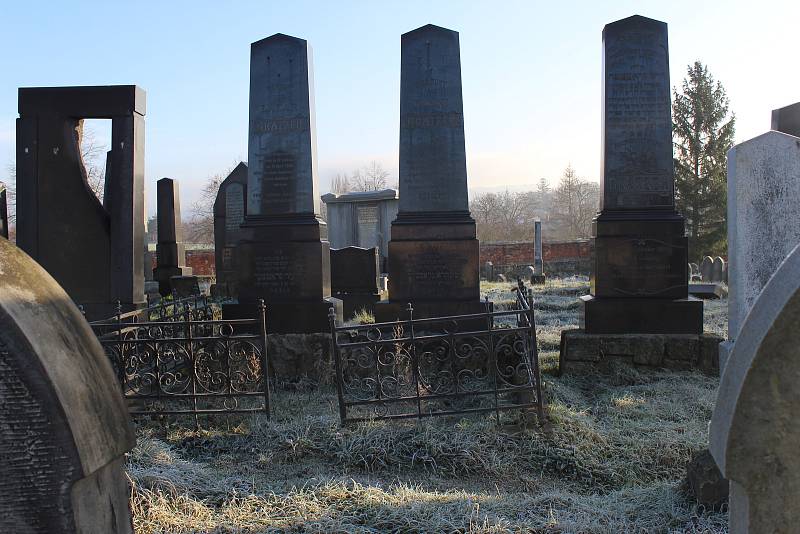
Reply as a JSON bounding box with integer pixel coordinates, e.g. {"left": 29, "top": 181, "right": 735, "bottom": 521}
{"left": 127, "top": 278, "right": 728, "bottom": 533}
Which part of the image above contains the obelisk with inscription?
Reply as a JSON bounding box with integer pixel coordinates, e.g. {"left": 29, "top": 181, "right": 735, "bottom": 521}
{"left": 375, "top": 24, "right": 482, "bottom": 321}
{"left": 233, "top": 34, "right": 341, "bottom": 332}
{"left": 582, "top": 15, "right": 702, "bottom": 333}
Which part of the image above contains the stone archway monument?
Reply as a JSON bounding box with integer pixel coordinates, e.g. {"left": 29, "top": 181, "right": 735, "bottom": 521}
{"left": 16, "top": 85, "right": 146, "bottom": 320}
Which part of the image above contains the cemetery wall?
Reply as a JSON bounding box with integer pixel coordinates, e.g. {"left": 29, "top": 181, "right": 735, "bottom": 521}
{"left": 147, "top": 249, "right": 215, "bottom": 277}
{"left": 481, "top": 240, "right": 591, "bottom": 275}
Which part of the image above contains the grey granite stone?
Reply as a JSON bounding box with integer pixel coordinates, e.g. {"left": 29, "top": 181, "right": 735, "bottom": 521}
{"left": 710, "top": 242, "right": 800, "bottom": 533}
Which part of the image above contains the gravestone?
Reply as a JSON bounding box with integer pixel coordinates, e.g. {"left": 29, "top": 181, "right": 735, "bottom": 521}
{"left": 689, "top": 263, "right": 700, "bottom": 281}
{"left": 153, "top": 177, "right": 193, "bottom": 296}
{"left": 580, "top": 15, "right": 701, "bottom": 334}
{"left": 0, "top": 238, "right": 135, "bottom": 533}
{"left": 0, "top": 186, "right": 7, "bottom": 239}
{"left": 482, "top": 261, "right": 494, "bottom": 281}
{"left": 700, "top": 256, "right": 714, "bottom": 282}
{"left": 16, "top": 86, "right": 146, "bottom": 320}
{"left": 330, "top": 246, "right": 381, "bottom": 319}
{"left": 532, "top": 219, "right": 546, "bottom": 284}
{"left": 710, "top": 243, "right": 800, "bottom": 533}
{"left": 233, "top": 34, "right": 341, "bottom": 332}
{"left": 213, "top": 162, "right": 248, "bottom": 297}
{"left": 771, "top": 101, "right": 800, "bottom": 137}
{"left": 712, "top": 256, "right": 725, "bottom": 283}
{"left": 321, "top": 189, "right": 399, "bottom": 272}
{"left": 374, "top": 24, "right": 482, "bottom": 322}
{"left": 720, "top": 129, "right": 800, "bottom": 370}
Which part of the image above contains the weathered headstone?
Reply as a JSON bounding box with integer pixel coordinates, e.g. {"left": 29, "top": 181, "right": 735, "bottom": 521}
{"left": 16, "top": 86, "right": 146, "bottom": 320}
{"left": 712, "top": 256, "right": 725, "bottom": 283}
{"left": 771, "top": 101, "right": 800, "bottom": 137}
{"left": 213, "top": 162, "right": 248, "bottom": 297}
{"left": 330, "top": 246, "right": 381, "bottom": 319}
{"left": 153, "top": 177, "right": 193, "bottom": 296}
{"left": 700, "top": 256, "right": 714, "bottom": 282}
{"left": 580, "top": 15, "right": 701, "bottom": 334}
{"left": 375, "top": 24, "right": 482, "bottom": 321}
{"left": 233, "top": 34, "right": 341, "bottom": 332}
{"left": 710, "top": 243, "right": 800, "bottom": 533}
{"left": 721, "top": 129, "right": 800, "bottom": 370}
{"left": 0, "top": 238, "right": 135, "bottom": 533}
{"left": 482, "top": 261, "right": 494, "bottom": 281}
{"left": 321, "top": 189, "right": 399, "bottom": 272}
{"left": 532, "top": 219, "right": 546, "bottom": 284}
{"left": 0, "top": 186, "right": 7, "bottom": 239}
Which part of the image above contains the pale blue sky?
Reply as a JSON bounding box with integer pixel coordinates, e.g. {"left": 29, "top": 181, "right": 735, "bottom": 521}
{"left": 1, "top": 0, "right": 797, "bottom": 214}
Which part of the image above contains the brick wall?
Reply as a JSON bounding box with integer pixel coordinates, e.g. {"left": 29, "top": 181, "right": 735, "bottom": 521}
{"left": 148, "top": 248, "right": 216, "bottom": 277}
{"left": 480, "top": 240, "right": 592, "bottom": 276}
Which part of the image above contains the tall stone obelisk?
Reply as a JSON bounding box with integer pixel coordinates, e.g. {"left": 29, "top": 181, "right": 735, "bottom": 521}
{"left": 582, "top": 15, "right": 702, "bottom": 334}
{"left": 233, "top": 34, "right": 341, "bottom": 332}
{"left": 375, "top": 24, "right": 482, "bottom": 321}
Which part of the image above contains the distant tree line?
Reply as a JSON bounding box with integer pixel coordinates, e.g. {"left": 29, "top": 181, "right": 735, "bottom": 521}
{"left": 470, "top": 165, "right": 600, "bottom": 243}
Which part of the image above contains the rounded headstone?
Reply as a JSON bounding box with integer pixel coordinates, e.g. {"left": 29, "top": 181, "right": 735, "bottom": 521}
{"left": 0, "top": 238, "right": 135, "bottom": 533}
{"left": 700, "top": 256, "right": 714, "bottom": 282}
{"left": 712, "top": 257, "right": 725, "bottom": 283}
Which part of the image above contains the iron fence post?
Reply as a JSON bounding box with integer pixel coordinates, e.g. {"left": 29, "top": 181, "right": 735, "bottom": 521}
{"left": 258, "top": 299, "right": 271, "bottom": 420}
{"left": 329, "top": 306, "right": 347, "bottom": 424}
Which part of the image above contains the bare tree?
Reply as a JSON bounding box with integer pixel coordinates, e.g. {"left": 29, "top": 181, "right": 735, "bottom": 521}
{"left": 551, "top": 165, "right": 599, "bottom": 240}
{"left": 349, "top": 161, "right": 391, "bottom": 191}
{"left": 184, "top": 163, "right": 238, "bottom": 244}
{"left": 331, "top": 173, "right": 351, "bottom": 194}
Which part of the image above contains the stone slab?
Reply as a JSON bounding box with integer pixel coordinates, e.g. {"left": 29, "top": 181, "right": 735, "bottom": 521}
{"left": 214, "top": 162, "right": 248, "bottom": 294}
{"left": 771, "top": 101, "right": 800, "bottom": 137}
{"left": 582, "top": 295, "right": 703, "bottom": 334}
{"left": 689, "top": 283, "right": 727, "bottom": 300}
{"left": 330, "top": 246, "right": 380, "bottom": 294}
{"left": 559, "top": 328, "right": 721, "bottom": 375}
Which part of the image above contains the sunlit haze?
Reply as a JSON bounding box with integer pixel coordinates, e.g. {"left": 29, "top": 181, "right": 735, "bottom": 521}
{"left": 0, "top": 0, "right": 797, "bottom": 213}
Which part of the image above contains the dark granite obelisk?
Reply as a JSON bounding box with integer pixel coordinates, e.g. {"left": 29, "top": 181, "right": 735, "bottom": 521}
{"left": 0, "top": 187, "right": 8, "bottom": 239}
{"left": 232, "top": 34, "right": 341, "bottom": 332}
{"left": 375, "top": 24, "right": 482, "bottom": 321}
{"left": 153, "top": 177, "right": 192, "bottom": 296}
{"left": 582, "top": 15, "right": 702, "bottom": 334}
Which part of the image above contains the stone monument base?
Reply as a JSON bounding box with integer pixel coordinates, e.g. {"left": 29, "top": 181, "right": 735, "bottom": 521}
{"left": 170, "top": 275, "right": 201, "bottom": 298}
{"left": 531, "top": 274, "right": 546, "bottom": 285}
{"left": 154, "top": 265, "right": 192, "bottom": 297}
{"left": 335, "top": 292, "right": 381, "bottom": 321}
{"left": 559, "top": 328, "right": 721, "bottom": 375}
{"left": 232, "top": 215, "right": 343, "bottom": 333}
{"left": 581, "top": 295, "right": 703, "bottom": 334}
{"left": 374, "top": 299, "right": 487, "bottom": 324}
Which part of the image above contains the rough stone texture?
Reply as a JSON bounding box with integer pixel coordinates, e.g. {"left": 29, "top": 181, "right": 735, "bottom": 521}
{"left": 377, "top": 24, "right": 481, "bottom": 322}
{"left": 710, "top": 243, "right": 800, "bottom": 533}
{"left": 684, "top": 449, "right": 729, "bottom": 510}
{"left": 234, "top": 34, "right": 340, "bottom": 333}
{"left": 583, "top": 16, "right": 700, "bottom": 335}
{"left": 266, "top": 333, "right": 333, "bottom": 384}
{"left": 154, "top": 178, "right": 192, "bottom": 296}
{"left": 688, "top": 283, "right": 727, "bottom": 300}
{"left": 559, "top": 329, "right": 721, "bottom": 375}
{"left": 321, "top": 189, "right": 398, "bottom": 272}
{"left": 726, "top": 130, "right": 800, "bottom": 343}
{"left": 771, "top": 101, "right": 800, "bottom": 137}
{"left": 0, "top": 238, "right": 135, "bottom": 533}
{"left": 213, "top": 162, "right": 248, "bottom": 296}
{"left": 16, "top": 86, "right": 146, "bottom": 320}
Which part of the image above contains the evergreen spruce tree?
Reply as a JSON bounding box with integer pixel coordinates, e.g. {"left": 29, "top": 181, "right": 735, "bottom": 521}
{"left": 672, "top": 61, "right": 736, "bottom": 261}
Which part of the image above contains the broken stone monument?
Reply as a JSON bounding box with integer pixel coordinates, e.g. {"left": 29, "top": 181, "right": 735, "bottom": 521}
{"left": 232, "top": 34, "right": 341, "bottom": 332}
{"left": 720, "top": 126, "right": 800, "bottom": 371}
{"left": 0, "top": 237, "right": 135, "bottom": 533}
{"left": 321, "top": 188, "right": 399, "bottom": 272}
{"left": 213, "top": 162, "right": 248, "bottom": 297}
{"left": 771, "top": 101, "right": 800, "bottom": 137}
{"left": 559, "top": 15, "right": 711, "bottom": 373}
{"left": 153, "top": 177, "right": 193, "bottom": 296}
{"left": 0, "top": 186, "right": 7, "bottom": 239}
{"left": 375, "top": 24, "right": 482, "bottom": 322}
{"left": 16, "top": 85, "right": 146, "bottom": 320}
{"left": 330, "top": 246, "right": 381, "bottom": 319}
{"left": 710, "top": 243, "right": 800, "bottom": 533}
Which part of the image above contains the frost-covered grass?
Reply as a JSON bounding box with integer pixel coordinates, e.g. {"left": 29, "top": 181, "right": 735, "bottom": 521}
{"left": 127, "top": 278, "right": 728, "bottom": 533}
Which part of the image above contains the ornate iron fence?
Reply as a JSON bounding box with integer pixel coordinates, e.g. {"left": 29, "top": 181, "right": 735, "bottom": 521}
{"left": 90, "top": 300, "right": 270, "bottom": 422}
{"left": 329, "top": 285, "right": 545, "bottom": 425}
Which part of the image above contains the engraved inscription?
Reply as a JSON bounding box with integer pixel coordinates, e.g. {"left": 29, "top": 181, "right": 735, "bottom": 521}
{"left": 222, "top": 246, "right": 234, "bottom": 271}
{"left": 250, "top": 117, "right": 309, "bottom": 134}
{"left": 407, "top": 250, "right": 462, "bottom": 297}
{"left": 401, "top": 112, "right": 463, "bottom": 129}
{"left": 254, "top": 251, "right": 294, "bottom": 296}
{"left": 357, "top": 205, "right": 379, "bottom": 249}
{"left": 224, "top": 184, "right": 245, "bottom": 234}
{"left": 260, "top": 151, "right": 296, "bottom": 213}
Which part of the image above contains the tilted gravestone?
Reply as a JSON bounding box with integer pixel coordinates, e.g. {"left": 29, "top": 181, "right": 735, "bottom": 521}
{"left": 330, "top": 246, "right": 381, "bottom": 319}
{"left": 710, "top": 243, "right": 800, "bottom": 533}
{"left": 321, "top": 189, "right": 399, "bottom": 272}
{"left": 375, "top": 24, "right": 482, "bottom": 322}
{"left": 213, "top": 162, "right": 248, "bottom": 297}
{"left": 771, "top": 101, "right": 800, "bottom": 137}
{"left": 232, "top": 34, "right": 341, "bottom": 332}
{"left": 153, "top": 177, "right": 192, "bottom": 296}
{"left": 0, "top": 238, "right": 135, "bottom": 533}
{"left": 721, "top": 129, "right": 800, "bottom": 370}
{"left": 16, "top": 86, "right": 146, "bottom": 320}
{"left": 580, "top": 15, "right": 701, "bottom": 334}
